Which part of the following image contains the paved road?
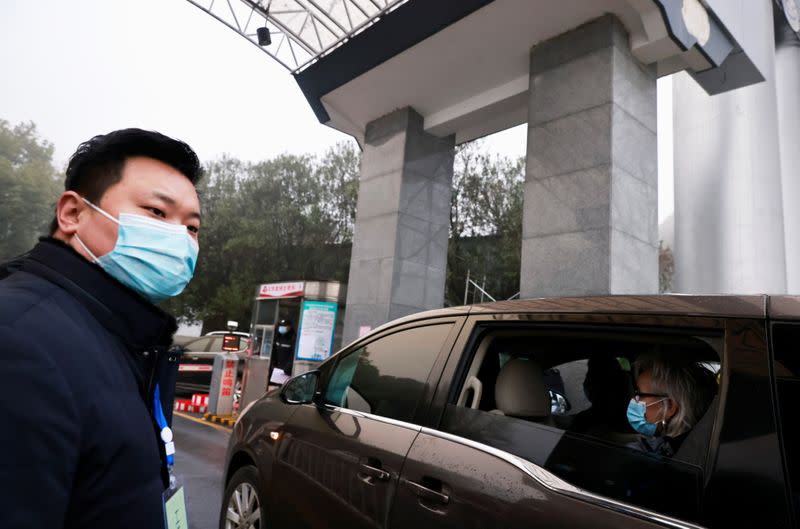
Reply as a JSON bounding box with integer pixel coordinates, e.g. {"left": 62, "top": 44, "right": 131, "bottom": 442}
{"left": 173, "top": 413, "right": 231, "bottom": 529}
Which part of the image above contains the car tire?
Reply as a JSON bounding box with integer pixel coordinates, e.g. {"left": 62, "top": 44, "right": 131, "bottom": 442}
{"left": 219, "top": 466, "right": 266, "bottom": 529}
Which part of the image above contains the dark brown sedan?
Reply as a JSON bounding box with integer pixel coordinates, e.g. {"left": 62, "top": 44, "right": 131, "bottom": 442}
{"left": 219, "top": 295, "right": 800, "bottom": 529}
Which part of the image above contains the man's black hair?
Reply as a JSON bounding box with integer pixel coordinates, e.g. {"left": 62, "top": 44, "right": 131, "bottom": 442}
{"left": 50, "top": 128, "right": 202, "bottom": 233}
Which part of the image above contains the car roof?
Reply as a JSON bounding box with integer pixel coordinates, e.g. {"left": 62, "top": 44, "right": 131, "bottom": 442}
{"left": 767, "top": 296, "right": 800, "bottom": 320}
{"left": 363, "top": 295, "right": 800, "bottom": 340}
{"left": 470, "top": 295, "right": 770, "bottom": 318}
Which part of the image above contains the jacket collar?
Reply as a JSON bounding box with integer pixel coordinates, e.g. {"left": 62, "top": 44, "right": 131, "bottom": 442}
{"left": 17, "top": 238, "right": 177, "bottom": 351}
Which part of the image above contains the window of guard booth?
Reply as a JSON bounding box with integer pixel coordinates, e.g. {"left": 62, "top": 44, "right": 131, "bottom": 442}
{"left": 442, "top": 325, "right": 722, "bottom": 524}
{"left": 278, "top": 298, "right": 302, "bottom": 330}
{"left": 323, "top": 323, "right": 453, "bottom": 423}
{"left": 255, "top": 299, "right": 278, "bottom": 325}
{"left": 772, "top": 323, "right": 800, "bottom": 522}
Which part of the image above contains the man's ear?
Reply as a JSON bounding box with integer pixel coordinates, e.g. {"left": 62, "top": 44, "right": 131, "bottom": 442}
{"left": 55, "top": 191, "right": 85, "bottom": 236}
{"left": 665, "top": 398, "right": 679, "bottom": 420}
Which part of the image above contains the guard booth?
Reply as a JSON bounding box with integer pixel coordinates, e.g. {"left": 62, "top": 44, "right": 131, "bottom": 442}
{"left": 239, "top": 280, "right": 346, "bottom": 411}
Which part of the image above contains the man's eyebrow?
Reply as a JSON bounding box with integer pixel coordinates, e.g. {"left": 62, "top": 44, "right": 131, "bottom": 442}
{"left": 151, "top": 191, "right": 176, "bottom": 205}
{"left": 151, "top": 191, "right": 202, "bottom": 221}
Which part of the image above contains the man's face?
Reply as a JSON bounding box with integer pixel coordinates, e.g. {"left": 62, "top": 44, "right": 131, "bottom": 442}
{"left": 635, "top": 369, "right": 677, "bottom": 424}
{"left": 636, "top": 370, "right": 663, "bottom": 423}
{"left": 58, "top": 156, "right": 201, "bottom": 259}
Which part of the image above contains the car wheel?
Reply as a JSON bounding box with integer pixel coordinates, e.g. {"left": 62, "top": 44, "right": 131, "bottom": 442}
{"left": 220, "top": 466, "right": 265, "bottom": 529}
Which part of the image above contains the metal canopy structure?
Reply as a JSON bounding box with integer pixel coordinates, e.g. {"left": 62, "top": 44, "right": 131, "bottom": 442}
{"left": 185, "top": 0, "right": 408, "bottom": 72}
{"left": 189, "top": 0, "right": 773, "bottom": 147}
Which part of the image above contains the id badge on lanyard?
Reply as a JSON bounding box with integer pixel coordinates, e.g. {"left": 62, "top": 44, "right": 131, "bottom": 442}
{"left": 154, "top": 384, "right": 189, "bottom": 529}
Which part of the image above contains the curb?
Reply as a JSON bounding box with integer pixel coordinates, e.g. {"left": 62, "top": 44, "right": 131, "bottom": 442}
{"left": 203, "top": 413, "right": 236, "bottom": 428}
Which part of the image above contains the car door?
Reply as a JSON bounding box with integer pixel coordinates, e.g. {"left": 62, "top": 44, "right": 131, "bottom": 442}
{"left": 391, "top": 311, "right": 737, "bottom": 528}
{"left": 391, "top": 428, "right": 671, "bottom": 529}
{"left": 270, "top": 318, "right": 462, "bottom": 529}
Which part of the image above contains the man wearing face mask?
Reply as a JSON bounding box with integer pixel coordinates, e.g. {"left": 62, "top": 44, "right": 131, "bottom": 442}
{"left": 0, "top": 129, "right": 202, "bottom": 529}
{"left": 627, "top": 353, "right": 716, "bottom": 457}
{"left": 269, "top": 319, "right": 296, "bottom": 385}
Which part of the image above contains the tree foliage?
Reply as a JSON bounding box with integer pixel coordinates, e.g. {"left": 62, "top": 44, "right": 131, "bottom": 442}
{"left": 659, "top": 241, "right": 675, "bottom": 293}
{"left": 446, "top": 141, "right": 524, "bottom": 305}
{"left": 163, "top": 142, "right": 360, "bottom": 330}
{"left": 0, "top": 120, "right": 61, "bottom": 261}
{"left": 167, "top": 138, "right": 524, "bottom": 327}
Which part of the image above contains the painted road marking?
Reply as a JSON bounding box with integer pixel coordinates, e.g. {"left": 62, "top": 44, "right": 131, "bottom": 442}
{"left": 174, "top": 411, "right": 232, "bottom": 433}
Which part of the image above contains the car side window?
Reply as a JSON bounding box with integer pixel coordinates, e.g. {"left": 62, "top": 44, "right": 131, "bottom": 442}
{"left": 323, "top": 323, "right": 453, "bottom": 423}
{"left": 441, "top": 325, "right": 721, "bottom": 524}
{"left": 183, "top": 337, "right": 213, "bottom": 352}
{"left": 772, "top": 323, "right": 800, "bottom": 518}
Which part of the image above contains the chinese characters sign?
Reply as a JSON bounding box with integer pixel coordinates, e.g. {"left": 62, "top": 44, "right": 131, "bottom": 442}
{"left": 257, "top": 281, "right": 305, "bottom": 299}
{"left": 220, "top": 359, "right": 236, "bottom": 398}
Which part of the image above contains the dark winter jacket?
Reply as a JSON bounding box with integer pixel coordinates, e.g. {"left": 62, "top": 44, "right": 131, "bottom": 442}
{"left": 0, "top": 238, "right": 180, "bottom": 528}
{"left": 272, "top": 330, "right": 296, "bottom": 375}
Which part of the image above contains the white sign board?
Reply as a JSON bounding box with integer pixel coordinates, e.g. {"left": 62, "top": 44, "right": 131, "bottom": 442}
{"left": 295, "top": 301, "right": 338, "bottom": 361}
{"left": 208, "top": 354, "right": 239, "bottom": 416}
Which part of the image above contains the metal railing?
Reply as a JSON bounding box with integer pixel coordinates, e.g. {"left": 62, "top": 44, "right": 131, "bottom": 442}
{"left": 463, "top": 270, "right": 521, "bottom": 305}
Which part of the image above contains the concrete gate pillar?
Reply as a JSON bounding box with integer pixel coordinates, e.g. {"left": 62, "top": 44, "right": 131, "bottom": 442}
{"left": 521, "top": 15, "right": 658, "bottom": 298}
{"left": 776, "top": 20, "right": 800, "bottom": 293}
{"left": 342, "top": 107, "right": 455, "bottom": 345}
{"left": 672, "top": 0, "right": 786, "bottom": 294}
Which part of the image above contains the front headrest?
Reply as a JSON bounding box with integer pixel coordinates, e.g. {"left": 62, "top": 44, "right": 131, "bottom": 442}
{"left": 495, "top": 358, "right": 550, "bottom": 418}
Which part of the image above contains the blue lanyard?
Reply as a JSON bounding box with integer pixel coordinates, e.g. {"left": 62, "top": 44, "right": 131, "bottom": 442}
{"left": 153, "top": 384, "right": 175, "bottom": 469}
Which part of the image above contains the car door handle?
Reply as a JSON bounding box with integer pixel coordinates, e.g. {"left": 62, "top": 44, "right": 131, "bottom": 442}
{"left": 406, "top": 479, "right": 450, "bottom": 505}
{"left": 359, "top": 463, "right": 390, "bottom": 482}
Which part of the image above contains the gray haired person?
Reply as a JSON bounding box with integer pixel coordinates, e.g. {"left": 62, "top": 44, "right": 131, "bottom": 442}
{"left": 627, "top": 352, "right": 717, "bottom": 457}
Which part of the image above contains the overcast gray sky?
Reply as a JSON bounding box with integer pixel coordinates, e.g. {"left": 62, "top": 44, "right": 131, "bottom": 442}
{"left": 0, "top": 0, "right": 672, "bottom": 223}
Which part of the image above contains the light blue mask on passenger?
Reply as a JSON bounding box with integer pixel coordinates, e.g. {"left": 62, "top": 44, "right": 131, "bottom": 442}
{"left": 75, "top": 198, "right": 199, "bottom": 305}
{"left": 626, "top": 398, "right": 665, "bottom": 437}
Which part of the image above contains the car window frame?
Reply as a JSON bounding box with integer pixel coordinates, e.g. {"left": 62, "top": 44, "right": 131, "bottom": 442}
{"left": 313, "top": 315, "right": 466, "bottom": 426}
{"left": 770, "top": 320, "right": 800, "bottom": 528}
{"left": 408, "top": 425, "right": 709, "bottom": 529}
{"left": 423, "top": 312, "right": 728, "bottom": 525}
{"left": 428, "top": 313, "right": 725, "bottom": 429}
{"left": 182, "top": 336, "right": 214, "bottom": 353}
{"left": 207, "top": 336, "right": 223, "bottom": 352}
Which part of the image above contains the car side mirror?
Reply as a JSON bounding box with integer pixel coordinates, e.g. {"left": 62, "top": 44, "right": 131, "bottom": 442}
{"left": 280, "top": 371, "right": 320, "bottom": 405}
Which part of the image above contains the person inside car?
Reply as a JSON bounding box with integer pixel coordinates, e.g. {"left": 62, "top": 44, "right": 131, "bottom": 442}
{"left": 628, "top": 352, "right": 716, "bottom": 457}
{"left": 570, "top": 355, "right": 633, "bottom": 437}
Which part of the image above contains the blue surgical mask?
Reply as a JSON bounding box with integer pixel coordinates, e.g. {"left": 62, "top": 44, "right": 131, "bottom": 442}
{"left": 278, "top": 326, "right": 288, "bottom": 334}
{"left": 626, "top": 398, "right": 665, "bottom": 437}
{"left": 75, "top": 198, "right": 199, "bottom": 304}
